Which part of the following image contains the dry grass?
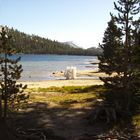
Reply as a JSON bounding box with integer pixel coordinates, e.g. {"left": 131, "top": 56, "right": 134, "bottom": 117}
{"left": 12, "top": 85, "right": 140, "bottom": 139}
{"left": 28, "top": 85, "right": 101, "bottom": 108}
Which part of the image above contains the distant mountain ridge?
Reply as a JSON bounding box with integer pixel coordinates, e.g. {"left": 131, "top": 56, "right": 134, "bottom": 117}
{"left": 63, "top": 41, "right": 80, "bottom": 48}
{"left": 87, "top": 47, "right": 103, "bottom": 53}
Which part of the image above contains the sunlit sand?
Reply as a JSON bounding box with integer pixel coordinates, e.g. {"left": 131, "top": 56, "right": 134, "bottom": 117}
{"left": 21, "top": 70, "right": 105, "bottom": 88}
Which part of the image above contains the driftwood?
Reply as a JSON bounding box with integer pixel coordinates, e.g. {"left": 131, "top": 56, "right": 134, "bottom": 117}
{"left": 16, "top": 128, "right": 47, "bottom": 140}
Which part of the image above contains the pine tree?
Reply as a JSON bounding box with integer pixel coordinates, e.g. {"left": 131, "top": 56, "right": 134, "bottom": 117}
{"left": 130, "top": 18, "right": 140, "bottom": 109}
{"left": 0, "top": 27, "right": 28, "bottom": 119}
{"left": 98, "top": 15, "right": 122, "bottom": 75}
{"left": 98, "top": 0, "right": 140, "bottom": 121}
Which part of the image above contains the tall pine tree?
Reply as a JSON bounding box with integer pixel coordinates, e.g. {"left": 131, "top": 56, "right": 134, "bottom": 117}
{"left": 98, "top": 0, "right": 140, "bottom": 121}
{"left": 130, "top": 18, "right": 140, "bottom": 109}
{"left": 99, "top": 15, "right": 122, "bottom": 75}
{"left": 0, "top": 27, "right": 28, "bottom": 120}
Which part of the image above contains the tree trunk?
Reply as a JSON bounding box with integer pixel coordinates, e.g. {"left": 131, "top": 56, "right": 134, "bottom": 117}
{"left": 0, "top": 95, "right": 2, "bottom": 118}
{"left": 4, "top": 53, "right": 8, "bottom": 119}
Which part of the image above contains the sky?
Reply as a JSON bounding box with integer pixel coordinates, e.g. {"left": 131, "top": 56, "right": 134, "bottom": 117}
{"left": 0, "top": 0, "right": 118, "bottom": 48}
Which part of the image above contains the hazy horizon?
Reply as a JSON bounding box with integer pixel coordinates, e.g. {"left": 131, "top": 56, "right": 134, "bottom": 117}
{"left": 0, "top": 0, "right": 118, "bottom": 48}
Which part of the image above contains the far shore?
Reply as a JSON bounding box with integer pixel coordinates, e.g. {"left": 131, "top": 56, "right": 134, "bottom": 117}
{"left": 20, "top": 70, "right": 108, "bottom": 88}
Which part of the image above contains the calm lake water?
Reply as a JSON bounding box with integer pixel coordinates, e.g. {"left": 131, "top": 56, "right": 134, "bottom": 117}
{"left": 13, "top": 54, "right": 98, "bottom": 81}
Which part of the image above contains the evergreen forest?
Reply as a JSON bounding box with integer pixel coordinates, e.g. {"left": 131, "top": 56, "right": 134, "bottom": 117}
{"left": 2, "top": 26, "right": 102, "bottom": 56}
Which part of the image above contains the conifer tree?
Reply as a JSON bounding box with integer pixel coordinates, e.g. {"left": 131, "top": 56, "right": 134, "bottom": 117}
{"left": 98, "top": 0, "right": 140, "bottom": 120}
{"left": 130, "top": 18, "right": 140, "bottom": 108}
{"left": 98, "top": 15, "right": 122, "bottom": 75}
{"left": 0, "top": 27, "right": 28, "bottom": 119}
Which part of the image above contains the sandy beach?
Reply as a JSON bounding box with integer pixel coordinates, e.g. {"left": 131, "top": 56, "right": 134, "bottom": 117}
{"left": 21, "top": 79, "right": 103, "bottom": 88}
{"left": 21, "top": 70, "right": 105, "bottom": 88}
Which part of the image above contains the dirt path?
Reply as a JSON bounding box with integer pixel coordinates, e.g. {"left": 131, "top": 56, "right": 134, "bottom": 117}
{"left": 12, "top": 102, "right": 108, "bottom": 140}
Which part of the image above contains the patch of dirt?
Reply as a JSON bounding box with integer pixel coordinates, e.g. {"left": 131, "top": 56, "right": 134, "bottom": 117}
{"left": 11, "top": 101, "right": 110, "bottom": 140}
{"left": 10, "top": 100, "right": 139, "bottom": 140}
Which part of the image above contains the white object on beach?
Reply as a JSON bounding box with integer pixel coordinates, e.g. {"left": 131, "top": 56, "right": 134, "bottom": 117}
{"left": 64, "top": 66, "right": 77, "bottom": 80}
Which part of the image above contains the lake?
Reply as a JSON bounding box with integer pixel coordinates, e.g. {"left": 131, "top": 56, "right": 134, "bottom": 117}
{"left": 13, "top": 54, "right": 98, "bottom": 81}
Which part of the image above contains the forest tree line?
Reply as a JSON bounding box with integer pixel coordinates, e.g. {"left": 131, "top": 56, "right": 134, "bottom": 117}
{"left": 2, "top": 26, "right": 102, "bottom": 56}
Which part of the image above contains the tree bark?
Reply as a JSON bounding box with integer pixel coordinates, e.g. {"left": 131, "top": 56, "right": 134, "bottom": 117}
{"left": 0, "top": 95, "right": 2, "bottom": 118}
{"left": 4, "top": 53, "right": 8, "bottom": 119}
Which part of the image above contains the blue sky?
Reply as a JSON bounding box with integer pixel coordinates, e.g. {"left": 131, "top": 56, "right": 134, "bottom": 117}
{"left": 0, "top": 0, "right": 118, "bottom": 48}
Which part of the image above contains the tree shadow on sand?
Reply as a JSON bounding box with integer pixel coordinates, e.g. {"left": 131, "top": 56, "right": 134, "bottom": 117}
{"left": 7, "top": 102, "right": 121, "bottom": 139}
{"left": 8, "top": 93, "right": 139, "bottom": 140}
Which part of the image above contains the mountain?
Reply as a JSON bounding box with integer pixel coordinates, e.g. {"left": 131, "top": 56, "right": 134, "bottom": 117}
{"left": 87, "top": 47, "right": 103, "bottom": 54}
{"left": 63, "top": 41, "right": 80, "bottom": 48}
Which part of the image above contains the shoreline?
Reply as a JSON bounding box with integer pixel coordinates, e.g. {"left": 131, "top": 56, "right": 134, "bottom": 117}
{"left": 20, "top": 70, "right": 105, "bottom": 88}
